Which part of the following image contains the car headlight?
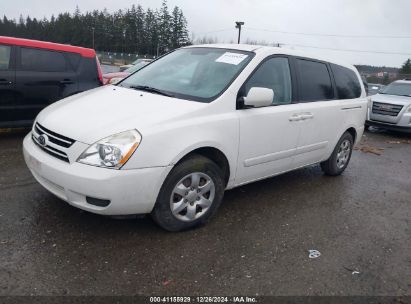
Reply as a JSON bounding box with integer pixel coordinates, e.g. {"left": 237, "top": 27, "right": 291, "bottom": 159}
{"left": 407, "top": 105, "right": 411, "bottom": 112}
{"left": 77, "top": 130, "right": 142, "bottom": 169}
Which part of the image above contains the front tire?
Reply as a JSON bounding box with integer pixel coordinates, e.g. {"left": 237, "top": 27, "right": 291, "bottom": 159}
{"left": 151, "top": 154, "right": 225, "bottom": 231}
{"left": 320, "top": 132, "right": 354, "bottom": 176}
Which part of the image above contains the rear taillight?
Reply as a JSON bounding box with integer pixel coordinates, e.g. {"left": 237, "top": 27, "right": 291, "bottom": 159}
{"left": 96, "top": 56, "right": 103, "bottom": 85}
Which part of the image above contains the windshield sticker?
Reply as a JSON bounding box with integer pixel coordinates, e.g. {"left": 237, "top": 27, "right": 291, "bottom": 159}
{"left": 215, "top": 52, "right": 248, "bottom": 65}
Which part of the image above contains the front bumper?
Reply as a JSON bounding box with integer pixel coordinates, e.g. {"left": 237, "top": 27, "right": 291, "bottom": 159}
{"left": 366, "top": 120, "right": 411, "bottom": 133}
{"left": 23, "top": 133, "right": 172, "bottom": 215}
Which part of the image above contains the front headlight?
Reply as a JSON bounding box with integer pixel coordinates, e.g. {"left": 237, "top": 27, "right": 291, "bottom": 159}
{"left": 77, "top": 130, "right": 142, "bottom": 169}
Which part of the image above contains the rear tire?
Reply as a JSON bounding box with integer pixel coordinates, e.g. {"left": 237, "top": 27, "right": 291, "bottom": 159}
{"left": 151, "top": 154, "right": 225, "bottom": 231}
{"left": 320, "top": 132, "right": 354, "bottom": 176}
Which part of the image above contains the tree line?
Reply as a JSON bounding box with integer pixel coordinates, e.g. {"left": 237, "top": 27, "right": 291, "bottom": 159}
{"left": 356, "top": 60, "right": 411, "bottom": 74}
{"left": 400, "top": 59, "right": 411, "bottom": 74}
{"left": 0, "top": 0, "right": 190, "bottom": 56}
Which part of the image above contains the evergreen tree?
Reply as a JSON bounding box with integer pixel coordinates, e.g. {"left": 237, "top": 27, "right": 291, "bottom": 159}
{"left": 171, "top": 7, "right": 180, "bottom": 49}
{"left": 400, "top": 59, "right": 411, "bottom": 74}
{"left": 126, "top": 5, "right": 138, "bottom": 54}
{"left": 171, "top": 7, "right": 189, "bottom": 48}
{"left": 144, "top": 8, "right": 159, "bottom": 56}
{"left": 135, "top": 5, "right": 145, "bottom": 54}
{"left": 177, "top": 8, "right": 189, "bottom": 46}
{"left": 158, "top": 0, "right": 172, "bottom": 53}
{"left": 0, "top": 0, "right": 191, "bottom": 56}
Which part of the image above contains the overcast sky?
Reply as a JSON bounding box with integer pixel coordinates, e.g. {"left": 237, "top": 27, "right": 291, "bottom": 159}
{"left": 2, "top": 0, "right": 411, "bottom": 67}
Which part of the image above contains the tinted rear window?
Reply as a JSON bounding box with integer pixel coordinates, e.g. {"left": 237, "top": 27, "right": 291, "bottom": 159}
{"left": 0, "top": 45, "right": 11, "bottom": 70}
{"left": 296, "top": 59, "right": 334, "bottom": 102}
{"left": 66, "top": 52, "right": 81, "bottom": 70}
{"left": 21, "top": 47, "right": 66, "bottom": 72}
{"left": 331, "top": 64, "right": 361, "bottom": 99}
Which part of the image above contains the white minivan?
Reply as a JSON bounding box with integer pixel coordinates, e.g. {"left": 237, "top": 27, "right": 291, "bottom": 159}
{"left": 23, "top": 44, "right": 367, "bottom": 231}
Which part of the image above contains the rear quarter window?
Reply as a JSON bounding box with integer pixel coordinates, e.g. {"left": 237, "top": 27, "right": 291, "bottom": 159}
{"left": 296, "top": 59, "right": 334, "bottom": 102}
{"left": 20, "top": 47, "right": 67, "bottom": 72}
{"left": 76, "top": 56, "right": 100, "bottom": 85}
{"left": 331, "top": 64, "right": 361, "bottom": 99}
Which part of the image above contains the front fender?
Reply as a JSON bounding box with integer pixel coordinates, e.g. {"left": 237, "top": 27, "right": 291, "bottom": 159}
{"left": 122, "top": 113, "right": 240, "bottom": 179}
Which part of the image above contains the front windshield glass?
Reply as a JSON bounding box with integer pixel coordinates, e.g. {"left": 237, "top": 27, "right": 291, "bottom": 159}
{"left": 132, "top": 59, "right": 146, "bottom": 65}
{"left": 119, "top": 48, "right": 254, "bottom": 102}
{"left": 125, "top": 62, "right": 148, "bottom": 73}
{"left": 381, "top": 82, "right": 411, "bottom": 97}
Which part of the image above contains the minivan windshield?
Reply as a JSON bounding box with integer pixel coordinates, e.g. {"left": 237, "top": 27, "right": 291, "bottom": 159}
{"left": 125, "top": 61, "right": 149, "bottom": 73}
{"left": 380, "top": 82, "right": 411, "bottom": 97}
{"left": 119, "top": 48, "right": 254, "bottom": 102}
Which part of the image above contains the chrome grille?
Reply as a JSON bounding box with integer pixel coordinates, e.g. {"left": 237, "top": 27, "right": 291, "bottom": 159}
{"left": 372, "top": 102, "right": 403, "bottom": 116}
{"left": 32, "top": 123, "right": 75, "bottom": 163}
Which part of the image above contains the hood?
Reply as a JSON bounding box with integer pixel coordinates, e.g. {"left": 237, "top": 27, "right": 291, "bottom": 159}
{"left": 36, "top": 86, "right": 206, "bottom": 144}
{"left": 371, "top": 93, "right": 411, "bottom": 106}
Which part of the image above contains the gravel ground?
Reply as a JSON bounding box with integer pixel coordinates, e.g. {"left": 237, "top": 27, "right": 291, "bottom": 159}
{"left": 0, "top": 128, "right": 410, "bottom": 296}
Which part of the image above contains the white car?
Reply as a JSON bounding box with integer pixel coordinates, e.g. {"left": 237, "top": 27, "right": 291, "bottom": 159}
{"left": 366, "top": 79, "right": 411, "bottom": 133}
{"left": 23, "top": 44, "right": 367, "bottom": 231}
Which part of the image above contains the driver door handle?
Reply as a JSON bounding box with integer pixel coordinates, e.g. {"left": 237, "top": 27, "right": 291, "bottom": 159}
{"left": 289, "top": 114, "right": 301, "bottom": 122}
{"left": 299, "top": 112, "right": 314, "bottom": 120}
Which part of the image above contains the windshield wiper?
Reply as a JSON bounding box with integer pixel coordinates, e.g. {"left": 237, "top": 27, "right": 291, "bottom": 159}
{"left": 129, "top": 85, "right": 174, "bottom": 97}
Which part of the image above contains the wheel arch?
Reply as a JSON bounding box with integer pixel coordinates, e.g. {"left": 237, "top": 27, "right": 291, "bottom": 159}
{"left": 324, "top": 125, "right": 359, "bottom": 162}
{"left": 171, "top": 145, "right": 232, "bottom": 187}
{"left": 345, "top": 126, "right": 357, "bottom": 143}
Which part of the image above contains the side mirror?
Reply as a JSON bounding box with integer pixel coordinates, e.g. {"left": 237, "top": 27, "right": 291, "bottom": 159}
{"left": 243, "top": 87, "right": 274, "bottom": 108}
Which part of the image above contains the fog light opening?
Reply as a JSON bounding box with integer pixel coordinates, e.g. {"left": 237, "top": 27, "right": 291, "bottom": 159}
{"left": 86, "top": 196, "right": 111, "bottom": 207}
